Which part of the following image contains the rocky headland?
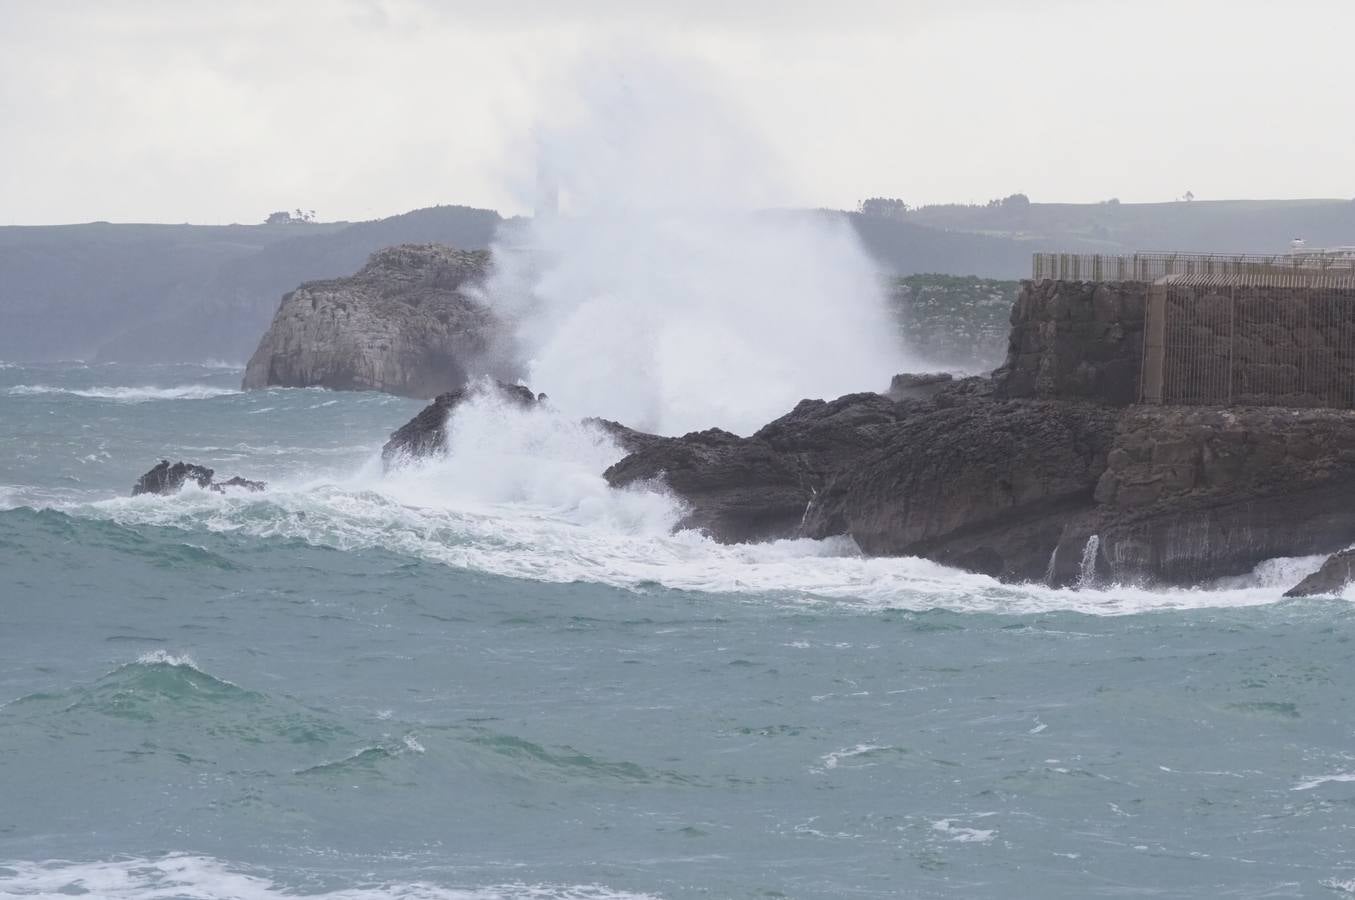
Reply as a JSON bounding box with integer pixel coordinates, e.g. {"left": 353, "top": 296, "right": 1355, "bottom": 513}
{"left": 242, "top": 244, "right": 506, "bottom": 399}
{"left": 383, "top": 276, "right": 1355, "bottom": 595}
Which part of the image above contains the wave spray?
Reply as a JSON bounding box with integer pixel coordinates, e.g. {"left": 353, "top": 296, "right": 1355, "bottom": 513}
{"left": 475, "top": 50, "right": 912, "bottom": 436}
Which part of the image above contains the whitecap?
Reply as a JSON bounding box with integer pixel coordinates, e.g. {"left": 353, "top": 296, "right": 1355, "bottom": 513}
{"left": 7, "top": 384, "right": 240, "bottom": 402}
{"left": 1293, "top": 772, "right": 1355, "bottom": 791}
{"left": 0, "top": 854, "right": 662, "bottom": 899}
{"left": 931, "top": 818, "right": 997, "bottom": 844}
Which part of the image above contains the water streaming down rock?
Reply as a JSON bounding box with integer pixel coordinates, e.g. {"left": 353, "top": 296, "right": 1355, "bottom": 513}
{"left": 1078, "top": 534, "right": 1101, "bottom": 589}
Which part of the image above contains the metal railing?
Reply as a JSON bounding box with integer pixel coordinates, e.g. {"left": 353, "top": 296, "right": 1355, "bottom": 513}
{"left": 1034, "top": 251, "right": 1355, "bottom": 284}
{"left": 1140, "top": 281, "right": 1355, "bottom": 409}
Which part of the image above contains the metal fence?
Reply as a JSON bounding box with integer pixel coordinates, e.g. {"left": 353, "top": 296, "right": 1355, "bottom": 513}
{"left": 1033, "top": 251, "right": 1355, "bottom": 284}
{"left": 1140, "top": 279, "right": 1355, "bottom": 409}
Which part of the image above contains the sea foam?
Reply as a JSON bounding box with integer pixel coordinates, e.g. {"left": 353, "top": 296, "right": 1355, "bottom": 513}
{"left": 7, "top": 384, "right": 240, "bottom": 402}
{"left": 0, "top": 854, "right": 660, "bottom": 900}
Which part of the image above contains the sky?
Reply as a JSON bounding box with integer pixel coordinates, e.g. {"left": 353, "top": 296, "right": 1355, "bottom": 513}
{"left": 2, "top": 0, "right": 1354, "bottom": 226}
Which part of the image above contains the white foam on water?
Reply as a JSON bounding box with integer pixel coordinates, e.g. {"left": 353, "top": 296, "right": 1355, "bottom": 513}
{"left": 7, "top": 384, "right": 240, "bottom": 402}
{"left": 133, "top": 650, "right": 201, "bottom": 670}
{"left": 819, "top": 744, "right": 892, "bottom": 770}
{"left": 1292, "top": 772, "right": 1355, "bottom": 791}
{"left": 0, "top": 854, "right": 661, "bottom": 900}
{"left": 71, "top": 390, "right": 1334, "bottom": 618}
{"left": 931, "top": 819, "right": 997, "bottom": 844}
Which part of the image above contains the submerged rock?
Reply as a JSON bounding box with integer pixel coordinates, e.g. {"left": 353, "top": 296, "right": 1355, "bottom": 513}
{"left": 132, "top": 461, "right": 265, "bottom": 497}
{"left": 381, "top": 380, "right": 540, "bottom": 470}
{"left": 242, "top": 244, "right": 510, "bottom": 399}
{"left": 1285, "top": 549, "right": 1355, "bottom": 597}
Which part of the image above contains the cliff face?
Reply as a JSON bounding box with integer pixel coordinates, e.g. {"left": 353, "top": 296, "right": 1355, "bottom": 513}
{"left": 241, "top": 244, "right": 503, "bottom": 399}
{"left": 993, "top": 279, "right": 1148, "bottom": 405}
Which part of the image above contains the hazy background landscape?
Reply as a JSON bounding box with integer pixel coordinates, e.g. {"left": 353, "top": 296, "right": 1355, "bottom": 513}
{"left": 6, "top": 197, "right": 1354, "bottom": 364}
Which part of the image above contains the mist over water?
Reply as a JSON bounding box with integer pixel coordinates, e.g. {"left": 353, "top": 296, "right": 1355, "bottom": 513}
{"left": 475, "top": 53, "right": 910, "bottom": 436}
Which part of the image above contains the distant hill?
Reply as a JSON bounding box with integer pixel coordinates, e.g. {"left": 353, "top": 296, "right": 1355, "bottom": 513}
{"left": 900, "top": 198, "right": 1355, "bottom": 255}
{"left": 0, "top": 206, "right": 502, "bottom": 363}
{"left": 5, "top": 197, "right": 1354, "bottom": 364}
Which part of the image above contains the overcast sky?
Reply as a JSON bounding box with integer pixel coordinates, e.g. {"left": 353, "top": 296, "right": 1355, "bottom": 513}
{"left": 3, "top": 0, "right": 1353, "bottom": 225}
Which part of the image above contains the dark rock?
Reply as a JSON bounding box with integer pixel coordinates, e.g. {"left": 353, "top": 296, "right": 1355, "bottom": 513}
{"left": 1285, "top": 549, "right": 1355, "bottom": 597}
{"left": 585, "top": 418, "right": 668, "bottom": 456}
{"left": 381, "top": 380, "right": 538, "bottom": 470}
{"left": 1047, "top": 406, "right": 1355, "bottom": 586}
{"left": 601, "top": 377, "right": 1355, "bottom": 588}
{"left": 810, "top": 398, "right": 1119, "bottom": 582}
{"left": 605, "top": 427, "right": 815, "bottom": 543}
{"left": 604, "top": 391, "right": 920, "bottom": 543}
{"left": 213, "top": 476, "right": 266, "bottom": 494}
{"left": 886, "top": 372, "right": 953, "bottom": 402}
{"left": 242, "top": 244, "right": 511, "bottom": 399}
{"left": 992, "top": 279, "right": 1148, "bottom": 406}
{"left": 132, "top": 460, "right": 266, "bottom": 497}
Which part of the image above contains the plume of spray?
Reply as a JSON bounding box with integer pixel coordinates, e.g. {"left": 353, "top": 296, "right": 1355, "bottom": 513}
{"left": 475, "top": 48, "right": 913, "bottom": 436}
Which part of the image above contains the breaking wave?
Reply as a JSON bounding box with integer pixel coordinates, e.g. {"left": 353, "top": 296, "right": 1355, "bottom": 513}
{"left": 62, "top": 392, "right": 1326, "bottom": 617}
{"left": 7, "top": 384, "right": 241, "bottom": 402}
{"left": 0, "top": 855, "right": 660, "bottom": 900}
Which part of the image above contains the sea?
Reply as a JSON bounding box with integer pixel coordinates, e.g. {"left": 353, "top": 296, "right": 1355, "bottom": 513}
{"left": 3, "top": 361, "right": 1355, "bottom": 899}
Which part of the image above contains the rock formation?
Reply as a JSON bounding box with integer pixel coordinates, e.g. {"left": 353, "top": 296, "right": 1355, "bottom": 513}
{"left": 376, "top": 274, "right": 1355, "bottom": 590}
{"left": 132, "top": 461, "right": 265, "bottom": 497}
{"left": 381, "top": 380, "right": 540, "bottom": 470}
{"left": 242, "top": 244, "right": 506, "bottom": 399}
{"left": 1285, "top": 549, "right": 1355, "bottom": 597}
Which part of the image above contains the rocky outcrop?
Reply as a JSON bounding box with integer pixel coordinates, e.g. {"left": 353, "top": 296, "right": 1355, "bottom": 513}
{"left": 381, "top": 380, "right": 539, "bottom": 470}
{"left": 885, "top": 372, "right": 954, "bottom": 401}
{"left": 993, "top": 279, "right": 1147, "bottom": 406}
{"left": 132, "top": 461, "right": 265, "bottom": 497}
{"left": 242, "top": 244, "right": 507, "bottom": 399}
{"left": 603, "top": 379, "right": 1355, "bottom": 588}
{"left": 1286, "top": 549, "right": 1355, "bottom": 597}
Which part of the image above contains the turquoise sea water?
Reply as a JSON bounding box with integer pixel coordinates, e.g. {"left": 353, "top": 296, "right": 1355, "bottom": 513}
{"left": 3, "top": 363, "right": 1355, "bottom": 899}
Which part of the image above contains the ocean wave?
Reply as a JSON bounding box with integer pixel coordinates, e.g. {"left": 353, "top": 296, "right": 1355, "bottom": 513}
{"left": 47, "top": 393, "right": 1341, "bottom": 617}
{"left": 6, "top": 384, "right": 241, "bottom": 402}
{"left": 0, "top": 855, "right": 661, "bottom": 900}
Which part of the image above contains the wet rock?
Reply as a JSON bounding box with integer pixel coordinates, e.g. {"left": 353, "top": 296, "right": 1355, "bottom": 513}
{"left": 602, "top": 377, "right": 1355, "bottom": 588}
{"left": 381, "top": 380, "right": 539, "bottom": 470}
{"left": 1285, "top": 549, "right": 1355, "bottom": 597}
{"left": 132, "top": 461, "right": 266, "bottom": 497}
{"left": 885, "top": 372, "right": 954, "bottom": 402}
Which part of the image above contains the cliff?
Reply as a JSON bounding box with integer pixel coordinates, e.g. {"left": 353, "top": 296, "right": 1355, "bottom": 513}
{"left": 241, "top": 244, "right": 504, "bottom": 399}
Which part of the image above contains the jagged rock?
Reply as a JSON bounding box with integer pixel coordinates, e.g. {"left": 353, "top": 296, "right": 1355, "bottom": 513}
{"left": 242, "top": 244, "right": 510, "bottom": 399}
{"left": 886, "top": 372, "right": 954, "bottom": 401}
{"left": 585, "top": 419, "right": 669, "bottom": 457}
{"left": 132, "top": 461, "right": 265, "bottom": 497}
{"left": 605, "top": 390, "right": 934, "bottom": 545}
{"left": 381, "top": 380, "right": 539, "bottom": 470}
{"left": 214, "top": 476, "right": 267, "bottom": 493}
{"left": 1285, "top": 549, "right": 1355, "bottom": 597}
{"left": 602, "top": 372, "right": 1355, "bottom": 587}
